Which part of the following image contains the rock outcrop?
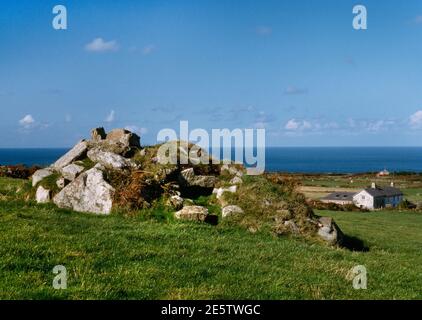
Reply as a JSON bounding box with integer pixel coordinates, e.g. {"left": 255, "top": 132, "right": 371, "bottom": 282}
{"left": 317, "top": 217, "right": 344, "bottom": 245}
{"left": 94, "top": 128, "right": 141, "bottom": 156}
{"left": 53, "top": 166, "right": 115, "bottom": 215}
{"left": 87, "top": 148, "right": 134, "bottom": 170}
{"left": 32, "top": 168, "right": 54, "bottom": 187}
{"left": 56, "top": 177, "right": 66, "bottom": 189}
{"left": 179, "top": 168, "right": 217, "bottom": 188}
{"left": 91, "top": 127, "right": 106, "bottom": 142}
{"left": 222, "top": 205, "right": 244, "bottom": 219}
{"left": 61, "top": 164, "right": 84, "bottom": 181}
{"left": 28, "top": 127, "right": 345, "bottom": 247}
{"left": 175, "top": 206, "right": 209, "bottom": 222}
{"left": 168, "top": 195, "right": 184, "bottom": 210}
{"left": 36, "top": 186, "right": 51, "bottom": 203}
{"left": 106, "top": 128, "right": 140, "bottom": 148}
{"left": 230, "top": 176, "right": 243, "bottom": 185}
{"left": 213, "top": 186, "right": 237, "bottom": 199}
{"left": 53, "top": 140, "right": 88, "bottom": 169}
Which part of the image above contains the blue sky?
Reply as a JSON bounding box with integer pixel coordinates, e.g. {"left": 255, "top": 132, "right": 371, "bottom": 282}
{"left": 1, "top": 0, "right": 422, "bottom": 147}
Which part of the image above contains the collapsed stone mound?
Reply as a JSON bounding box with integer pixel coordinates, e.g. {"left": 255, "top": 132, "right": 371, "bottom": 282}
{"left": 33, "top": 127, "right": 141, "bottom": 214}
{"left": 30, "top": 127, "right": 344, "bottom": 246}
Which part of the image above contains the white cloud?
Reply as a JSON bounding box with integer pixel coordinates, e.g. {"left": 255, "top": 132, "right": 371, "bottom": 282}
{"left": 302, "top": 121, "right": 312, "bottom": 130}
{"left": 125, "top": 125, "right": 148, "bottom": 136}
{"left": 85, "top": 38, "right": 119, "bottom": 52}
{"left": 285, "top": 119, "right": 312, "bottom": 131}
{"left": 65, "top": 114, "right": 72, "bottom": 123}
{"left": 282, "top": 116, "right": 401, "bottom": 136}
{"left": 410, "top": 110, "right": 422, "bottom": 128}
{"left": 142, "top": 44, "right": 156, "bottom": 55}
{"left": 19, "top": 114, "right": 35, "bottom": 128}
{"left": 345, "top": 118, "right": 397, "bottom": 133}
{"left": 105, "top": 110, "right": 115, "bottom": 123}
{"left": 367, "top": 120, "right": 387, "bottom": 132}
{"left": 285, "top": 119, "right": 300, "bottom": 130}
{"left": 284, "top": 119, "right": 338, "bottom": 132}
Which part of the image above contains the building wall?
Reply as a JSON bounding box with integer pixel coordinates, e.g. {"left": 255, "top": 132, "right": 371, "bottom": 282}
{"left": 321, "top": 200, "right": 354, "bottom": 205}
{"left": 385, "top": 195, "right": 403, "bottom": 207}
{"left": 353, "top": 190, "right": 374, "bottom": 209}
{"left": 354, "top": 190, "right": 403, "bottom": 209}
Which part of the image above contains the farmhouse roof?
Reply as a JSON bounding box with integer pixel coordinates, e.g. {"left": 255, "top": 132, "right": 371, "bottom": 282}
{"left": 322, "top": 192, "right": 356, "bottom": 201}
{"left": 364, "top": 186, "right": 403, "bottom": 197}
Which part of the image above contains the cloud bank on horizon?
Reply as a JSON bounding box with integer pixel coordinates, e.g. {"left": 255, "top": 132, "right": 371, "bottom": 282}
{"left": 1, "top": 0, "right": 422, "bottom": 147}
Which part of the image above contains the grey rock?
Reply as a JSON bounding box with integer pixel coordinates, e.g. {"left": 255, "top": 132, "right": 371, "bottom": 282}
{"left": 222, "top": 205, "right": 244, "bottom": 219}
{"left": 175, "top": 205, "right": 208, "bottom": 222}
{"left": 179, "top": 168, "right": 194, "bottom": 183}
{"left": 167, "top": 183, "right": 181, "bottom": 197}
{"left": 61, "top": 164, "right": 84, "bottom": 181}
{"left": 230, "top": 176, "right": 243, "bottom": 185}
{"left": 53, "top": 167, "right": 115, "bottom": 215}
{"left": 221, "top": 164, "right": 244, "bottom": 177}
{"left": 212, "top": 186, "right": 237, "bottom": 199}
{"left": 106, "top": 128, "right": 140, "bottom": 147}
{"left": 56, "top": 177, "right": 66, "bottom": 189}
{"left": 103, "top": 128, "right": 141, "bottom": 155}
{"left": 87, "top": 148, "right": 134, "bottom": 170}
{"left": 91, "top": 127, "right": 106, "bottom": 141}
{"left": 284, "top": 220, "right": 300, "bottom": 234}
{"left": 53, "top": 140, "right": 88, "bottom": 169}
{"left": 317, "top": 217, "right": 344, "bottom": 245}
{"left": 167, "top": 195, "right": 184, "bottom": 210}
{"left": 36, "top": 186, "right": 51, "bottom": 203}
{"left": 179, "top": 168, "right": 217, "bottom": 188}
{"left": 156, "top": 140, "right": 191, "bottom": 165}
{"left": 32, "top": 168, "right": 54, "bottom": 187}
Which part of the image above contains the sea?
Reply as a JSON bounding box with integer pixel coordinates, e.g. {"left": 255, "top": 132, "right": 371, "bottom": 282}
{"left": 0, "top": 147, "right": 421, "bottom": 174}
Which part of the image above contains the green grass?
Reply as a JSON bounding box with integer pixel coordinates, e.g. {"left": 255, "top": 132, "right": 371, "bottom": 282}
{"left": 403, "top": 188, "right": 422, "bottom": 203}
{"left": 1, "top": 178, "right": 422, "bottom": 300}
{"left": 0, "top": 177, "right": 22, "bottom": 191}
{"left": 300, "top": 174, "right": 422, "bottom": 190}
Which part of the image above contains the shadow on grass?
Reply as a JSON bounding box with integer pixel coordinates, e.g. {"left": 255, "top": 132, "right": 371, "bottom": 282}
{"left": 204, "top": 214, "right": 219, "bottom": 226}
{"left": 342, "top": 234, "right": 370, "bottom": 252}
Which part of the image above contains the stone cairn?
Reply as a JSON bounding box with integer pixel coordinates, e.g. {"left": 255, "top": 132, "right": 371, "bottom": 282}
{"left": 31, "top": 127, "right": 343, "bottom": 246}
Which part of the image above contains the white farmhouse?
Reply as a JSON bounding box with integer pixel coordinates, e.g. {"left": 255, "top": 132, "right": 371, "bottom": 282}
{"left": 353, "top": 182, "right": 403, "bottom": 210}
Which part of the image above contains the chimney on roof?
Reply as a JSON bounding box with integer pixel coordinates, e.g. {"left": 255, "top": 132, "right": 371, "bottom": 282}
{"left": 371, "top": 182, "right": 376, "bottom": 189}
{"left": 391, "top": 182, "right": 395, "bottom": 187}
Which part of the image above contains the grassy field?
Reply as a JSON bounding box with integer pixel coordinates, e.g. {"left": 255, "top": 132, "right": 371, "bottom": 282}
{"left": 1, "top": 177, "right": 422, "bottom": 300}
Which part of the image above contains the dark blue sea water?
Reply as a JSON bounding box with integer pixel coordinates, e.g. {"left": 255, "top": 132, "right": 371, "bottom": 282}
{"left": 0, "top": 148, "right": 69, "bottom": 167}
{"left": 1, "top": 147, "right": 421, "bottom": 173}
{"left": 264, "top": 147, "right": 422, "bottom": 173}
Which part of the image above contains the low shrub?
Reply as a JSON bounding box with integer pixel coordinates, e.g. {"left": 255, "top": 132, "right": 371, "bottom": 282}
{"left": 0, "top": 165, "right": 40, "bottom": 179}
